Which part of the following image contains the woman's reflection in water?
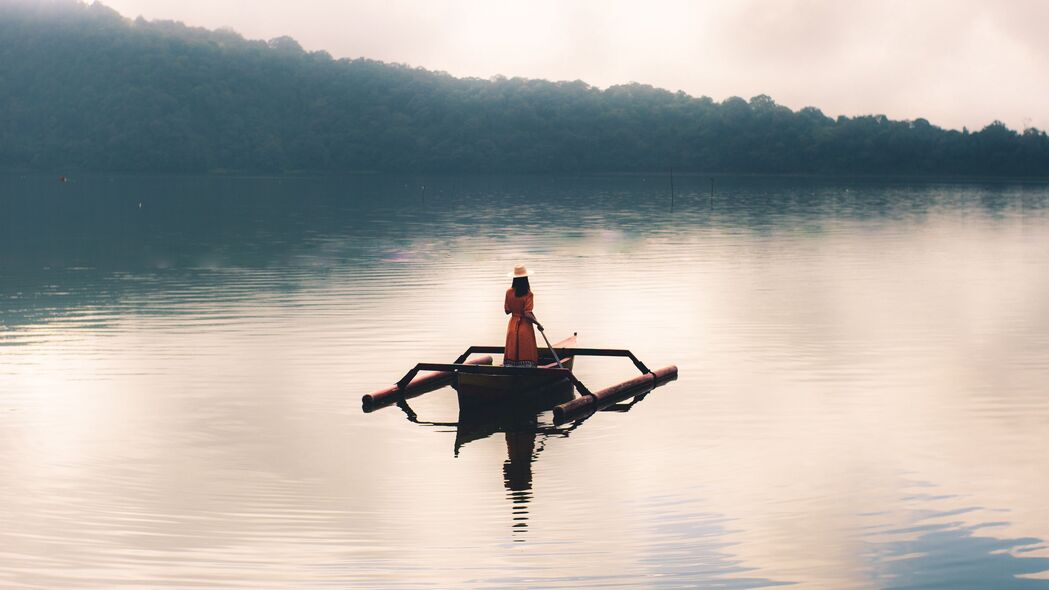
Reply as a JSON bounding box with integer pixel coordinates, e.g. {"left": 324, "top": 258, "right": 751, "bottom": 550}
{"left": 451, "top": 406, "right": 561, "bottom": 541}
{"left": 504, "top": 429, "right": 537, "bottom": 539}
{"left": 452, "top": 409, "right": 550, "bottom": 540}
{"left": 496, "top": 393, "right": 649, "bottom": 539}
{"left": 402, "top": 386, "right": 651, "bottom": 541}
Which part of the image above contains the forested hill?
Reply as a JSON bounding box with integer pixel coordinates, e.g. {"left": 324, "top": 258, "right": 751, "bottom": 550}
{"left": 2, "top": 1, "right": 1048, "bottom": 176}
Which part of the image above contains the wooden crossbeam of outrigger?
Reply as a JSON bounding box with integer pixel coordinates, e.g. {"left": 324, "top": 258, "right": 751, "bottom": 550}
{"left": 453, "top": 346, "right": 653, "bottom": 375}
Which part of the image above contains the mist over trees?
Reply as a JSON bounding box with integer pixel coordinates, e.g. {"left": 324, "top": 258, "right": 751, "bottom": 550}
{"left": 2, "top": 0, "right": 1048, "bottom": 176}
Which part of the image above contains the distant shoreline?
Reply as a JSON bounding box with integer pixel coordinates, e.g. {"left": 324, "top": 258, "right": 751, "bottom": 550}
{"left": 5, "top": 169, "right": 1049, "bottom": 185}
{"left": 4, "top": 2, "right": 1047, "bottom": 179}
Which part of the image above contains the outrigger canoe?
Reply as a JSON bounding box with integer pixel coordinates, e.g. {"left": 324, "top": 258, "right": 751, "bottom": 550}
{"left": 362, "top": 334, "right": 679, "bottom": 422}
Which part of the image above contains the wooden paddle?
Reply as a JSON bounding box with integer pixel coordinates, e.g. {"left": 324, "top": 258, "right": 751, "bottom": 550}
{"left": 537, "top": 324, "right": 564, "bottom": 369}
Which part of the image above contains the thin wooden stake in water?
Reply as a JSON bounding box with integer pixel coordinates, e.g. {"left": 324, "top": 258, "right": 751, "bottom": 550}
{"left": 709, "top": 177, "right": 714, "bottom": 209}
{"left": 669, "top": 168, "right": 675, "bottom": 213}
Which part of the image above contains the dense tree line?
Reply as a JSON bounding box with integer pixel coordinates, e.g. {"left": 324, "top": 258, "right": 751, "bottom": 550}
{"left": 2, "top": 0, "right": 1048, "bottom": 176}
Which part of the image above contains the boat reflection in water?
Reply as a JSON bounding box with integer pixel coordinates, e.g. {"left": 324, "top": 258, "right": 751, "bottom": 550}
{"left": 395, "top": 381, "right": 652, "bottom": 539}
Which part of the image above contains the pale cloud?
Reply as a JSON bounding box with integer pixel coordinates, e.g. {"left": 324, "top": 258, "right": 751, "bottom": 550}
{"left": 98, "top": 0, "right": 1049, "bottom": 131}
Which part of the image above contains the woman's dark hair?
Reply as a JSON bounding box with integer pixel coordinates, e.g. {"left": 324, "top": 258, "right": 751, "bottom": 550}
{"left": 512, "top": 276, "right": 530, "bottom": 297}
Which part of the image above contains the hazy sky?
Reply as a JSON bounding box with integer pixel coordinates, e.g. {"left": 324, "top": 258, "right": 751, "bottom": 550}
{"left": 98, "top": 0, "right": 1049, "bottom": 132}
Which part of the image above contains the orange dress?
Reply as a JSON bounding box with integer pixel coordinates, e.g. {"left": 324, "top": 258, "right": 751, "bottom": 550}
{"left": 504, "top": 289, "right": 538, "bottom": 364}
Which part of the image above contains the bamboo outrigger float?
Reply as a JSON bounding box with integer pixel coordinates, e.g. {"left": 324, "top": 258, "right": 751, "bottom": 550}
{"left": 362, "top": 334, "right": 678, "bottom": 422}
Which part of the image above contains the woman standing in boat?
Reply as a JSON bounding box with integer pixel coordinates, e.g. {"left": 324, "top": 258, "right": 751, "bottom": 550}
{"left": 504, "top": 264, "right": 544, "bottom": 368}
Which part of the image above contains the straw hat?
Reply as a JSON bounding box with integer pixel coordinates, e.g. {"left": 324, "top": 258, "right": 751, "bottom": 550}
{"left": 508, "top": 264, "right": 532, "bottom": 278}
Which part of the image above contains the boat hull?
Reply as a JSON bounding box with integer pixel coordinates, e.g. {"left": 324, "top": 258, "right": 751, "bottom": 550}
{"left": 454, "top": 335, "right": 576, "bottom": 408}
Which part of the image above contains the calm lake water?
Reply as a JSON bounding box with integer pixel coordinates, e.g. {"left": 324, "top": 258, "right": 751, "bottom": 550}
{"left": 1, "top": 173, "right": 1048, "bottom": 589}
